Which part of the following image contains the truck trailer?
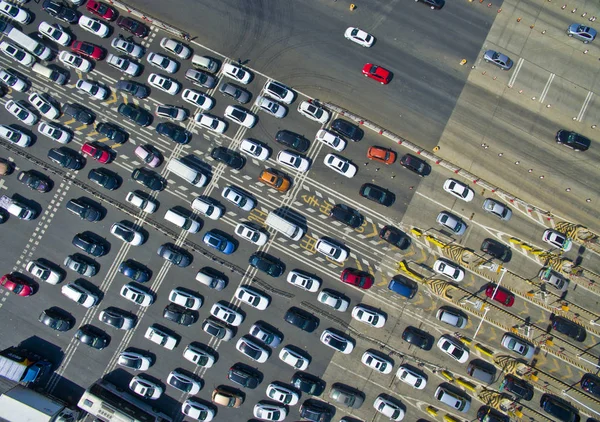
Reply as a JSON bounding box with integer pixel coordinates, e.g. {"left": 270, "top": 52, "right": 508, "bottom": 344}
{"left": 0, "top": 385, "right": 79, "bottom": 422}
{"left": 0, "top": 347, "right": 52, "bottom": 384}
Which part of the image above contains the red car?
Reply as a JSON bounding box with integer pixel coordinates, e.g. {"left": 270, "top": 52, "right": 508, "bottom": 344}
{"left": 71, "top": 41, "right": 105, "bottom": 60}
{"left": 86, "top": 0, "right": 116, "bottom": 20}
{"left": 81, "top": 142, "right": 111, "bottom": 163}
{"left": 362, "top": 63, "right": 391, "bottom": 85}
{"left": 116, "top": 16, "right": 149, "bottom": 38}
{"left": 1, "top": 274, "right": 33, "bottom": 296}
{"left": 485, "top": 284, "right": 515, "bottom": 307}
{"left": 341, "top": 268, "right": 374, "bottom": 289}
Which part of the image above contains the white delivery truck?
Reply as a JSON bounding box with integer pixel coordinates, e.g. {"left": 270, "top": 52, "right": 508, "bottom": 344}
{"left": 0, "top": 385, "right": 79, "bottom": 422}
{"left": 6, "top": 27, "right": 52, "bottom": 60}
{"left": 0, "top": 195, "right": 36, "bottom": 220}
{"left": 265, "top": 212, "right": 304, "bottom": 241}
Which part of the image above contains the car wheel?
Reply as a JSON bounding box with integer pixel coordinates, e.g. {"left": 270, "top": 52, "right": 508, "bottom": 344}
{"left": 431, "top": 5, "right": 435, "bottom": 8}
{"left": 568, "top": 34, "right": 573, "bottom": 37}
{"left": 364, "top": 74, "right": 368, "bottom": 77}
{"left": 584, "top": 40, "right": 589, "bottom": 44}
{"left": 381, "top": 81, "right": 384, "bottom": 85}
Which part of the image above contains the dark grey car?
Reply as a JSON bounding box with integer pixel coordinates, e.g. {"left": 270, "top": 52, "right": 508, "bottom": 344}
{"left": 116, "top": 80, "right": 149, "bottom": 98}
{"left": 48, "top": 147, "right": 84, "bottom": 170}
{"left": 63, "top": 103, "right": 94, "bottom": 124}
{"left": 219, "top": 82, "right": 250, "bottom": 104}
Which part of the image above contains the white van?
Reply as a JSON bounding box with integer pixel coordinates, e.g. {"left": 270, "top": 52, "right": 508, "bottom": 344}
{"left": 164, "top": 208, "right": 201, "bottom": 233}
{"left": 6, "top": 27, "right": 51, "bottom": 60}
{"left": 191, "top": 55, "right": 218, "bottom": 73}
{"left": 32, "top": 63, "right": 66, "bottom": 85}
{"left": 167, "top": 158, "right": 207, "bottom": 187}
{"left": 61, "top": 283, "right": 97, "bottom": 308}
{"left": 265, "top": 212, "right": 304, "bottom": 241}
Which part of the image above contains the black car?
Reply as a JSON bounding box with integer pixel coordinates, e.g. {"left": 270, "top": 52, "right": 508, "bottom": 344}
{"left": 539, "top": 394, "right": 580, "bottom": 422}
{"left": 284, "top": 307, "right": 318, "bottom": 332}
{"left": 156, "top": 122, "right": 191, "bottom": 144}
{"left": 581, "top": 373, "right": 600, "bottom": 398}
{"left": 275, "top": 130, "right": 310, "bottom": 153}
{"left": 65, "top": 198, "right": 101, "bottom": 222}
{"left": 331, "top": 118, "right": 363, "bottom": 141}
{"left": 131, "top": 168, "right": 164, "bottom": 191}
{"left": 379, "top": 226, "right": 410, "bottom": 249}
{"left": 72, "top": 232, "right": 106, "bottom": 257}
{"left": 227, "top": 363, "right": 260, "bottom": 389}
{"left": 42, "top": 0, "right": 79, "bottom": 24}
{"left": 99, "top": 308, "right": 134, "bottom": 330}
{"left": 118, "top": 259, "right": 150, "bottom": 282}
{"left": 63, "top": 103, "right": 94, "bottom": 124}
{"left": 211, "top": 147, "right": 245, "bottom": 170}
{"left": 116, "top": 16, "right": 149, "bottom": 37}
{"left": 17, "top": 170, "right": 51, "bottom": 192}
{"left": 38, "top": 308, "right": 73, "bottom": 331}
{"left": 500, "top": 375, "right": 534, "bottom": 401}
{"left": 476, "top": 406, "right": 510, "bottom": 422}
{"left": 96, "top": 122, "right": 127, "bottom": 144}
{"left": 74, "top": 326, "right": 109, "bottom": 350}
{"left": 550, "top": 315, "right": 586, "bottom": 342}
{"left": 163, "top": 303, "right": 197, "bottom": 326}
{"left": 118, "top": 103, "right": 151, "bottom": 127}
{"left": 401, "top": 326, "right": 434, "bottom": 350}
{"left": 249, "top": 253, "right": 284, "bottom": 277}
{"left": 157, "top": 243, "right": 191, "bottom": 267}
{"left": 219, "top": 82, "right": 250, "bottom": 104}
{"left": 115, "top": 80, "right": 149, "bottom": 99}
{"left": 300, "top": 400, "right": 333, "bottom": 422}
{"left": 329, "top": 204, "right": 363, "bottom": 228}
{"left": 416, "top": 0, "right": 445, "bottom": 9}
{"left": 88, "top": 168, "right": 119, "bottom": 190}
{"left": 556, "top": 129, "right": 591, "bottom": 151}
{"left": 359, "top": 183, "right": 395, "bottom": 206}
{"left": 400, "top": 154, "right": 431, "bottom": 176}
{"left": 291, "top": 372, "right": 325, "bottom": 396}
{"left": 48, "top": 147, "right": 84, "bottom": 170}
{"left": 481, "top": 239, "right": 510, "bottom": 262}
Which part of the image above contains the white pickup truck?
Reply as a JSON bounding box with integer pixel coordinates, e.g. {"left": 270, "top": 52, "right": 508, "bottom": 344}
{"left": 0, "top": 195, "right": 36, "bottom": 220}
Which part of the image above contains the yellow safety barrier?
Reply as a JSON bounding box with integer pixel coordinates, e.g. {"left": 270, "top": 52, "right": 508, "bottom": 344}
{"left": 456, "top": 378, "right": 477, "bottom": 392}
{"left": 411, "top": 228, "right": 423, "bottom": 237}
{"left": 441, "top": 370, "right": 454, "bottom": 381}
{"left": 529, "top": 373, "right": 539, "bottom": 382}
{"left": 349, "top": 3, "right": 356, "bottom": 10}
{"left": 459, "top": 337, "right": 472, "bottom": 345}
{"left": 397, "top": 261, "right": 408, "bottom": 272}
{"left": 444, "top": 415, "right": 461, "bottom": 422}
{"left": 521, "top": 244, "right": 533, "bottom": 251}
{"left": 426, "top": 406, "right": 438, "bottom": 416}
{"left": 474, "top": 343, "right": 494, "bottom": 358}
{"left": 513, "top": 409, "right": 523, "bottom": 418}
{"left": 545, "top": 339, "right": 553, "bottom": 346}
{"left": 531, "top": 249, "right": 545, "bottom": 255}
{"left": 509, "top": 237, "right": 522, "bottom": 244}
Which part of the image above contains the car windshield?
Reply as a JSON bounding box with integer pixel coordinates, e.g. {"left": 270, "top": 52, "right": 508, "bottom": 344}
{"left": 241, "top": 342, "right": 260, "bottom": 358}
{"left": 205, "top": 323, "right": 221, "bottom": 337}
{"left": 115, "top": 226, "right": 133, "bottom": 241}
{"left": 325, "top": 334, "right": 344, "bottom": 349}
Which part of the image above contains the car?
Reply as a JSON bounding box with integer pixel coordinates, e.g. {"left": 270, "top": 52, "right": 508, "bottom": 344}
{"left": 64, "top": 254, "right": 98, "bottom": 277}
{"left": 0, "top": 125, "right": 30, "bottom": 147}
{"left": 402, "top": 326, "right": 434, "bottom": 350}
{"left": 86, "top": 0, "right": 116, "bottom": 20}
{"left": 63, "top": 103, "right": 94, "bottom": 124}
{"left": 542, "top": 229, "right": 572, "bottom": 251}
{"left": 88, "top": 168, "right": 118, "bottom": 190}
{"left": 500, "top": 374, "right": 534, "bottom": 401}
{"left": 147, "top": 52, "right": 178, "bottom": 73}
{"left": 183, "top": 344, "right": 216, "bottom": 368}
{"left": 249, "top": 322, "right": 282, "bottom": 347}
{"left": 211, "top": 146, "right": 244, "bottom": 169}
{"left": 292, "top": 372, "right": 325, "bottom": 396}
{"left": 300, "top": 400, "right": 334, "bottom": 422}
{"left": 116, "top": 16, "right": 148, "bottom": 37}
{"left": 39, "top": 308, "right": 73, "bottom": 331}
{"left": 362, "top": 63, "right": 391, "bottom": 84}
{"left": 485, "top": 284, "right": 515, "bottom": 307}
{"left": 264, "top": 80, "right": 295, "bottom": 103}
{"left": 126, "top": 191, "right": 157, "bottom": 213}
{"left": 18, "top": 171, "right": 51, "bottom": 193}
{"left": 0, "top": 69, "right": 27, "bottom": 92}
{"left": 539, "top": 267, "right": 570, "bottom": 292}
{"left": 437, "top": 335, "right": 469, "bottom": 363}
{"left": 219, "top": 82, "right": 251, "bottom": 104}
{"left": 567, "top": 23, "right": 597, "bottom": 43}
{"left": 182, "top": 399, "right": 215, "bottom": 421}
{"left": 320, "top": 329, "right": 353, "bottom": 354}
{"left": 110, "top": 36, "right": 144, "bottom": 58}
{"left": 279, "top": 346, "right": 310, "bottom": 370}
{"left": 148, "top": 73, "right": 181, "bottom": 95}
{"left": 329, "top": 384, "right": 365, "bottom": 409}
{"left": 115, "top": 81, "right": 148, "bottom": 99}
{"left": 481, "top": 238, "right": 511, "bottom": 262}
{"left": 235, "top": 285, "right": 270, "bottom": 310}
{"left": 550, "top": 315, "right": 586, "bottom": 342}
{"left": 373, "top": 395, "right": 405, "bottom": 421}
{"left": 224, "top": 105, "right": 257, "bottom": 128}
{"left": 78, "top": 15, "right": 109, "bottom": 37}
{"left": 65, "top": 197, "right": 100, "bottom": 221}
{"left": 144, "top": 325, "right": 177, "bottom": 349}
{"left": 156, "top": 122, "right": 191, "bottom": 144}
{"left": 236, "top": 336, "right": 269, "bottom": 363}
{"left": 191, "top": 197, "right": 223, "bottom": 221}
{"left": 332, "top": 118, "right": 363, "bottom": 141}
{"left": 58, "top": 51, "right": 92, "bottom": 72}
{"left": 275, "top": 129, "right": 310, "bottom": 153}
{"left": 284, "top": 307, "right": 318, "bottom": 332}
{"left": 318, "top": 289, "right": 349, "bottom": 312}
{"left": 258, "top": 169, "right": 291, "bottom": 192}
{"left": 416, "top": 0, "right": 445, "bottom": 9}
{"left": 437, "top": 307, "right": 467, "bottom": 328}
{"left": 220, "top": 365, "right": 259, "bottom": 393}
{"left": 210, "top": 303, "right": 244, "bottom": 326}
{"left": 361, "top": 350, "right": 393, "bottom": 374}
{"left": 168, "top": 369, "right": 201, "bottom": 394}
{"left": 0, "top": 42, "right": 34, "bottom": 67}
{"left": 443, "top": 178, "right": 474, "bottom": 201}
{"left": 120, "top": 283, "right": 153, "bottom": 306}
{"left": 72, "top": 232, "right": 106, "bottom": 257}
{"left": 253, "top": 402, "right": 288, "bottom": 422}
{"left": 38, "top": 21, "right": 71, "bottom": 46}
{"left": 43, "top": 0, "right": 78, "bottom": 24}
{"left": 75, "top": 80, "right": 108, "bottom": 100}
{"left": 249, "top": 254, "right": 283, "bottom": 277}
{"left": 359, "top": 183, "right": 394, "bottom": 206}
{"left": 202, "top": 318, "right": 233, "bottom": 341}
{"left": 267, "top": 382, "right": 299, "bottom": 405}
{"left": 501, "top": 333, "right": 535, "bottom": 359}
{"left": 27, "top": 260, "right": 62, "bottom": 284}
{"left": 341, "top": 268, "right": 374, "bottom": 289}
{"left": 118, "top": 351, "right": 152, "bottom": 371}
{"left": 436, "top": 211, "right": 466, "bottom": 235}
{"left": 580, "top": 373, "right": 600, "bottom": 399}
{"left": 99, "top": 308, "right": 135, "bottom": 330}
{"left": 255, "top": 95, "right": 287, "bottom": 118}
{"left": 223, "top": 62, "right": 252, "bottom": 84}
{"left": 5, "top": 100, "right": 37, "bottom": 126}
{"left": 367, "top": 146, "right": 396, "bottom": 164}
{"left": 117, "top": 259, "right": 150, "bottom": 283}
{"left": 396, "top": 365, "right": 426, "bottom": 389}
{"left": 212, "top": 386, "right": 244, "bottom": 408}
{"left": 202, "top": 231, "right": 236, "bottom": 254}
{"left": 433, "top": 259, "right": 465, "bottom": 282}
{"left": 539, "top": 394, "right": 580, "bottom": 422}
{"left": 195, "top": 113, "right": 226, "bottom": 133}
{"left": 0, "top": 274, "right": 33, "bottom": 296}
{"left": 133, "top": 146, "right": 160, "bottom": 169}
{"left": 160, "top": 37, "right": 190, "bottom": 59}
{"left": 157, "top": 243, "right": 191, "bottom": 267}
{"left": 222, "top": 186, "right": 255, "bottom": 211}
{"left": 351, "top": 304, "right": 386, "bottom": 327}
{"left": 344, "top": 27, "right": 374, "bottom": 47}
{"left": 482, "top": 198, "right": 512, "bottom": 221}
{"left": 157, "top": 104, "right": 187, "bottom": 120}
{"left": 235, "top": 222, "right": 267, "bottom": 246}
{"left": 315, "top": 129, "right": 346, "bottom": 152}
{"left": 118, "top": 103, "right": 151, "bottom": 127}
{"left": 106, "top": 54, "right": 140, "bottom": 75}
{"left": 130, "top": 376, "right": 162, "bottom": 400}
{"left": 323, "top": 153, "right": 357, "bottom": 177}
{"left": 483, "top": 50, "right": 513, "bottom": 70}
{"left": 182, "top": 88, "right": 214, "bottom": 110}
{"left": 61, "top": 283, "right": 97, "bottom": 307}
{"left": 111, "top": 222, "right": 144, "bottom": 245}
{"left": 315, "top": 238, "right": 348, "bottom": 262}
{"left": 38, "top": 122, "right": 70, "bottom": 144}
{"left": 91, "top": 123, "right": 125, "bottom": 146}
{"left": 400, "top": 154, "right": 430, "bottom": 176}
{"left": 163, "top": 303, "right": 197, "bottom": 326}
{"left": 287, "top": 270, "right": 321, "bottom": 292}
{"left": 71, "top": 41, "right": 105, "bottom": 60}
{"left": 81, "top": 142, "right": 110, "bottom": 163}
{"left": 169, "top": 288, "right": 202, "bottom": 311}
{"left": 0, "top": 1, "right": 30, "bottom": 24}
{"left": 329, "top": 204, "right": 363, "bottom": 228}
{"left": 277, "top": 150, "right": 310, "bottom": 172}
{"left": 379, "top": 226, "right": 410, "bottom": 249}
{"left": 74, "top": 326, "right": 109, "bottom": 350}
{"left": 297, "top": 100, "right": 329, "bottom": 123}
{"left": 240, "top": 138, "right": 270, "bottom": 160}
{"left": 555, "top": 129, "right": 591, "bottom": 151}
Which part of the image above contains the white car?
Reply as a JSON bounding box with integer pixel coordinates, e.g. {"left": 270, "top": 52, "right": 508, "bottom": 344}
{"left": 235, "top": 285, "right": 270, "bottom": 310}
{"left": 443, "top": 178, "right": 474, "bottom": 202}
{"left": 224, "top": 105, "right": 257, "bottom": 128}
{"left": 129, "top": 376, "right": 162, "bottom": 400}
{"left": 210, "top": 303, "right": 244, "bottom": 326}
{"left": 276, "top": 150, "right": 310, "bottom": 172}
{"left": 317, "top": 289, "right": 349, "bottom": 312}
{"left": 320, "top": 329, "right": 354, "bottom": 354}
{"left": 254, "top": 95, "right": 287, "bottom": 118}
{"left": 344, "top": 27, "right": 375, "bottom": 47}
{"left": 160, "top": 37, "right": 191, "bottom": 59}
{"left": 315, "top": 129, "right": 346, "bottom": 152}
{"left": 106, "top": 54, "right": 140, "bottom": 76}
{"left": 437, "top": 335, "right": 469, "bottom": 363}
{"left": 263, "top": 80, "right": 294, "bottom": 104}
{"left": 223, "top": 62, "right": 252, "bottom": 84}
{"left": 0, "top": 41, "right": 34, "bottom": 66}
{"left": 155, "top": 104, "right": 187, "bottom": 121}
{"left": 266, "top": 383, "right": 299, "bottom": 406}
{"left": 239, "top": 138, "right": 270, "bottom": 160}
{"left": 182, "top": 88, "right": 214, "bottom": 110}
{"left": 362, "top": 350, "right": 394, "bottom": 374}
{"left": 169, "top": 287, "right": 202, "bottom": 310}
{"left": 145, "top": 325, "right": 177, "bottom": 349}
{"left": 542, "top": 229, "right": 572, "bottom": 252}
{"left": 0, "top": 69, "right": 27, "bottom": 92}
{"left": 147, "top": 52, "right": 178, "bottom": 73}
{"left": 148, "top": 73, "right": 181, "bottom": 95}
{"left": 297, "top": 100, "right": 330, "bottom": 123}
{"left": 78, "top": 15, "right": 109, "bottom": 38}
{"left": 182, "top": 398, "right": 214, "bottom": 421}
{"left": 183, "top": 344, "right": 216, "bottom": 368}
{"left": 29, "top": 92, "right": 59, "bottom": 119}
{"left": 351, "top": 305, "right": 386, "bottom": 328}
{"left": 191, "top": 196, "right": 223, "bottom": 220}
{"left": 235, "top": 222, "right": 268, "bottom": 246}
{"left": 287, "top": 270, "right": 320, "bottom": 292}
{"left": 236, "top": 336, "right": 270, "bottom": 363}
{"left": 125, "top": 191, "right": 157, "bottom": 213}
{"left": 194, "top": 113, "right": 226, "bottom": 134}
{"left": 38, "top": 22, "right": 71, "bottom": 46}
{"left": 396, "top": 365, "right": 427, "bottom": 389}
{"left": 5, "top": 100, "right": 37, "bottom": 125}
{"left": 110, "top": 36, "right": 144, "bottom": 58}
{"left": 170, "top": 370, "right": 202, "bottom": 394}
{"left": 118, "top": 351, "right": 152, "bottom": 371}
{"left": 501, "top": 333, "right": 535, "bottom": 359}
{"left": 59, "top": 51, "right": 92, "bottom": 72}
{"left": 0, "top": 0, "right": 30, "bottom": 24}
{"left": 26, "top": 260, "right": 62, "bottom": 285}
{"left": 315, "top": 238, "right": 348, "bottom": 262}
{"left": 121, "top": 283, "right": 154, "bottom": 307}
{"left": 0, "top": 124, "right": 31, "bottom": 147}
{"left": 38, "top": 122, "right": 70, "bottom": 144}
{"left": 324, "top": 153, "right": 357, "bottom": 178}
{"left": 249, "top": 323, "right": 282, "bottom": 347}
{"left": 110, "top": 222, "right": 144, "bottom": 245}
{"left": 482, "top": 198, "right": 512, "bottom": 221}
{"left": 75, "top": 79, "right": 108, "bottom": 100}
{"left": 253, "top": 403, "right": 287, "bottom": 422}
{"left": 221, "top": 186, "right": 255, "bottom": 211}
{"left": 433, "top": 259, "right": 465, "bottom": 282}
{"left": 373, "top": 395, "right": 405, "bottom": 421}
{"left": 279, "top": 346, "right": 310, "bottom": 370}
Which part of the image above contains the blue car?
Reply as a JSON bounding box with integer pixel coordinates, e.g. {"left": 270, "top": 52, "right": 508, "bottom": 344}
{"left": 203, "top": 231, "right": 236, "bottom": 255}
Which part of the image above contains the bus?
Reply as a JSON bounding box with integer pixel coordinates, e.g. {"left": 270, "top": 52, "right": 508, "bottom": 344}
{"left": 77, "top": 379, "right": 172, "bottom": 422}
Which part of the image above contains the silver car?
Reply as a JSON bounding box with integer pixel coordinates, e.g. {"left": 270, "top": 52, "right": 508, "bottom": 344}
{"left": 483, "top": 50, "right": 513, "bottom": 70}
{"left": 436, "top": 211, "right": 466, "bottom": 235}
{"left": 482, "top": 199, "right": 512, "bottom": 221}
{"left": 567, "top": 23, "right": 597, "bottom": 43}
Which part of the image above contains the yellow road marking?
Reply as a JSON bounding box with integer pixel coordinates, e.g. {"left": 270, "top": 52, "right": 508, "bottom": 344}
{"left": 76, "top": 124, "right": 87, "bottom": 131}
{"left": 63, "top": 118, "right": 76, "bottom": 125}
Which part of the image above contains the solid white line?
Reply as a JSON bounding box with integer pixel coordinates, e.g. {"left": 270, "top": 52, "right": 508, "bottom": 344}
{"left": 577, "top": 91, "right": 594, "bottom": 122}
{"left": 539, "top": 73, "right": 555, "bottom": 103}
{"left": 507, "top": 57, "right": 525, "bottom": 88}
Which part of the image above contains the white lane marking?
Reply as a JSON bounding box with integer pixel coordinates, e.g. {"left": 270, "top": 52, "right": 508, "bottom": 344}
{"left": 539, "top": 73, "right": 555, "bottom": 103}
{"left": 507, "top": 57, "right": 525, "bottom": 88}
{"left": 577, "top": 91, "right": 594, "bottom": 122}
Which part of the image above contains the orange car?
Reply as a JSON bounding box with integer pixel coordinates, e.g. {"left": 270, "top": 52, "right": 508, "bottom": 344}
{"left": 258, "top": 169, "right": 291, "bottom": 192}
{"left": 367, "top": 146, "right": 397, "bottom": 164}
